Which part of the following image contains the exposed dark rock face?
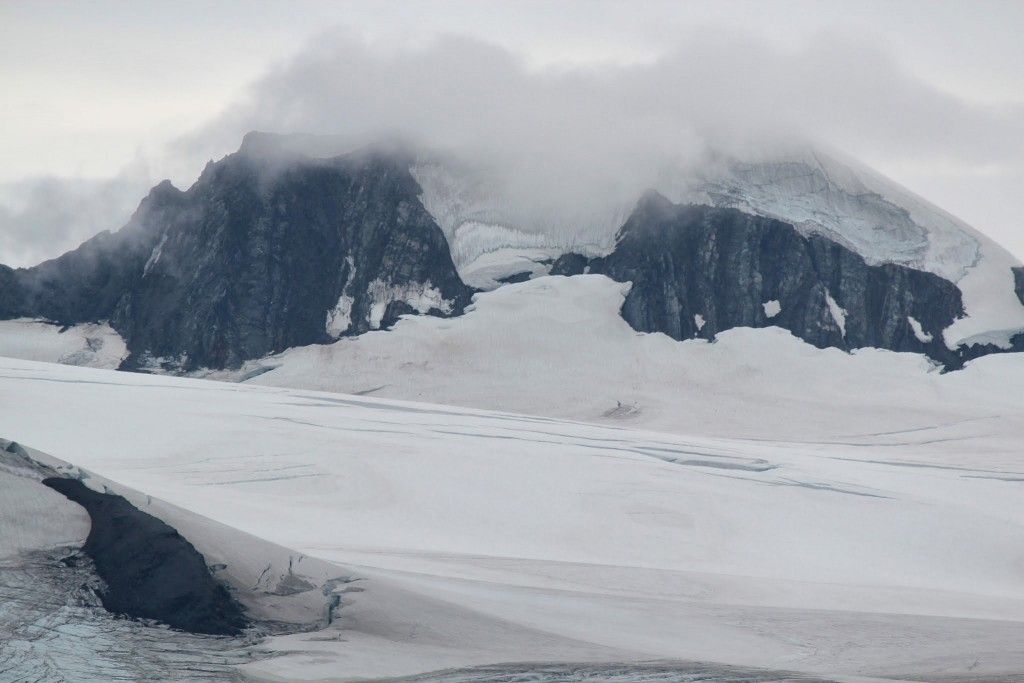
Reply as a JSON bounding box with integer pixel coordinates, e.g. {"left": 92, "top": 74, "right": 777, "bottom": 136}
{"left": 1014, "top": 267, "right": 1024, "bottom": 306}
{"left": 15, "top": 182, "right": 184, "bottom": 326}
{"left": 496, "top": 271, "right": 533, "bottom": 285}
{"left": 547, "top": 252, "right": 590, "bottom": 277}
{"left": 2, "top": 133, "right": 473, "bottom": 370}
{"left": 0, "top": 265, "right": 28, "bottom": 318}
{"left": 957, "top": 332, "right": 1024, "bottom": 365}
{"left": 552, "top": 192, "right": 966, "bottom": 366}
{"left": 41, "top": 477, "right": 247, "bottom": 635}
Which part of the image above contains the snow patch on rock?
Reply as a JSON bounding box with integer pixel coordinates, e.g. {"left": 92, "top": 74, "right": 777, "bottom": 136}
{"left": 366, "top": 279, "right": 453, "bottom": 329}
{"left": 762, "top": 300, "right": 781, "bottom": 319}
{"left": 825, "top": 293, "right": 847, "bottom": 337}
{"left": 142, "top": 234, "right": 169, "bottom": 277}
{"left": 908, "top": 316, "right": 934, "bottom": 343}
{"left": 326, "top": 296, "right": 355, "bottom": 338}
{"left": 326, "top": 257, "right": 358, "bottom": 337}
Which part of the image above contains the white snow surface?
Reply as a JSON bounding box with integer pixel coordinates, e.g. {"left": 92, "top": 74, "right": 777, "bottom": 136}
{"left": 3, "top": 275, "right": 1024, "bottom": 680}
{"left": 0, "top": 319, "right": 127, "bottom": 369}
{"left": 907, "top": 316, "right": 934, "bottom": 344}
{"left": 227, "top": 275, "right": 981, "bottom": 439}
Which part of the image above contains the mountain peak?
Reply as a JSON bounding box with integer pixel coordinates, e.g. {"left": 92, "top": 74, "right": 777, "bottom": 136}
{"left": 238, "top": 130, "right": 293, "bottom": 156}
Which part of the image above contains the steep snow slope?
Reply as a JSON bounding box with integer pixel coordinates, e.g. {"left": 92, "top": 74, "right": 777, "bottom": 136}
{"left": 0, "top": 319, "right": 127, "bottom": 369}
{"left": 2, "top": 347, "right": 1024, "bottom": 680}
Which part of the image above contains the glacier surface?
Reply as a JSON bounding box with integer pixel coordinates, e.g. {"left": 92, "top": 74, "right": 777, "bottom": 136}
{"left": 2, "top": 283, "right": 1024, "bottom": 680}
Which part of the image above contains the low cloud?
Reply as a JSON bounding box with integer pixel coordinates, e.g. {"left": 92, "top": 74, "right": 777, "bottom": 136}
{"left": 0, "top": 158, "right": 151, "bottom": 268}
{"left": 182, "top": 27, "right": 1024, "bottom": 169}
{"left": 5, "top": 26, "right": 1024, "bottom": 264}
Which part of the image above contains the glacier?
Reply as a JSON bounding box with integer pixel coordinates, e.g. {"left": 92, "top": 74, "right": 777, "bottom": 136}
{"left": 2, "top": 274, "right": 1024, "bottom": 681}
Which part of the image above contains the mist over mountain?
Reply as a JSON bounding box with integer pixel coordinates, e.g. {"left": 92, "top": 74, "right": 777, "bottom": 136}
{"left": 2, "top": 128, "right": 1023, "bottom": 372}
{"left": 1, "top": 136, "right": 473, "bottom": 370}
{"left": 6, "top": 27, "right": 1024, "bottom": 266}
{"left": 5, "top": 6, "right": 1024, "bottom": 682}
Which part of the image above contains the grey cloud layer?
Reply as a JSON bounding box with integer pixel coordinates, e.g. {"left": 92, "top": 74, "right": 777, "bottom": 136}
{"left": 185, "top": 29, "right": 1024, "bottom": 164}
{"left": 0, "top": 161, "right": 151, "bottom": 268}
{"left": 4, "top": 27, "right": 1023, "bottom": 266}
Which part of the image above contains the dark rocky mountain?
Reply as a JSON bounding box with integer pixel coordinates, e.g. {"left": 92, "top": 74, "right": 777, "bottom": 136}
{"left": 1, "top": 133, "right": 474, "bottom": 370}
{"left": 552, "top": 192, "right": 976, "bottom": 367}
{"left": 0, "top": 264, "right": 26, "bottom": 318}
{"left": 4, "top": 135, "right": 1022, "bottom": 373}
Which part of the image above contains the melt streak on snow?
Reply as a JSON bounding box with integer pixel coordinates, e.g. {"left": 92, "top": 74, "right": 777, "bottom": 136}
{"left": 2, "top": 277, "right": 1024, "bottom": 680}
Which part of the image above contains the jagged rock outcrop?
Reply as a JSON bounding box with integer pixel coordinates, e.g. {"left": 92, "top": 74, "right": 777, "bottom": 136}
{"left": 552, "top": 192, "right": 967, "bottom": 366}
{"left": 2, "top": 133, "right": 474, "bottom": 370}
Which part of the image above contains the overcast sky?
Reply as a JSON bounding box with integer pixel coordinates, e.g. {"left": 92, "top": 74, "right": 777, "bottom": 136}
{"left": 2, "top": 0, "right": 1023, "bottom": 266}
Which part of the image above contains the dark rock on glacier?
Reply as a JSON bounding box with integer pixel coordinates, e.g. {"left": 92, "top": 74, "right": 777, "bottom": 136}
{"left": 548, "top": 253, "right": 590, "bottom": 277}
{"left": 552, "top": 192, "right": 966, "bottom": 366}
{"left": 496, "top": 271, "right": 533, "bottom": 285}
{"left": 2, "top": 133, "right": 473, "bottom": 370}
{"left": 42, "top": 477, "right": 248, "bottom": 635}
{"left": 1014, "top": 267, "right": 1024, "bottom": 306}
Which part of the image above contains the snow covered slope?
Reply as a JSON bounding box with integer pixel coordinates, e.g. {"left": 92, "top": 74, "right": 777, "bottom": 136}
{"left": 205, "top": 275, "right": 1020, "bottom": 447}
{"left": 2, "top": 346, "right": 1024, "bottom": 680}
{"left": 0, "top": 319, "right": 126, "bottom": 369}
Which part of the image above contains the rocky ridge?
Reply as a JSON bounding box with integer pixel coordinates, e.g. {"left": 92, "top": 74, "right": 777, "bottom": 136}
{"left": 0, "top": 134, "right": 473, "bottom": 370}
{"left": 551, "top": 192, "right": 1000, "bottom": 368}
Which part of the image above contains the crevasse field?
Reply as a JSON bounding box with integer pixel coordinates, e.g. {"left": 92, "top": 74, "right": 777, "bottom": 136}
{"left": 2, "top": 275, "right": 1024, "bottom": 682}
